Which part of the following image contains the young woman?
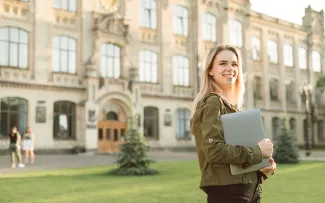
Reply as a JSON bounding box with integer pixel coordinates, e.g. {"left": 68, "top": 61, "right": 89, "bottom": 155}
{"left": 8, "top": 126, "right": 25, "bottom": 168}
{"left": 23, "top": 127, "right": 35, "bottom": 164}
{"left": 190, "top": 45, "right": 276, "bottom": 203}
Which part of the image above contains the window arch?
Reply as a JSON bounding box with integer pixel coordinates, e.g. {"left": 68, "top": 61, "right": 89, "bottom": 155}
{"left": 0, "top": 27, "right": 28, "bottom": 68}
{"left": 0, "top": 97, "right": 28, "bottom": 137}
{"left": 52, "top": 36, "right": 76, "bottom": 73}
{"left": 229, "top": 20, "right": 242, "bottom": 47}
{"left": 139, "top": 0, "right": 157, "bottom": 29}
{"left": 139, "top": 50, "right": 158, "bottom": 83}
{"left": 100, "top": 43, "right": 120, "bottom": 78}
{"left": 144, "top": 106, "right": 159, "bottom": 139}
{"left": 176, "top": 108, "right": 191, "bottom": 139}
{"left": 202, "top": 13, "right": 216, "bottom": 42}
{"left": 53, "top": 101, "right": 76, "bottom": 138}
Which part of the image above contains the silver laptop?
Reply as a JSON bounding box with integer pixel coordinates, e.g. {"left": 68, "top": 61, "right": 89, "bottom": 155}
{"left": 220, "top": 109, "right": 271, "bottom": 175}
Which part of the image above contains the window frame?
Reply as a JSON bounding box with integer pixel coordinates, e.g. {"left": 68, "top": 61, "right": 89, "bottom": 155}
{"left": 202, "top": 13, "right": 216, "bottom": 42}
{"left": 139, "top": 50, "right": 158, "bottom": 83}
{"left": 53, "top": 101, "right": 76, "bottom": 139}
{"left": 173, "top": 55, "right": 190, "bottom": 87}
{"left": 100, "top": 43, "right": 121, "bottom": 79}
{"left": 173, "top": 5, "right": 188, "bottom": 36}
{"left": 139, "top": 0, "right": 157, "bottom": 29}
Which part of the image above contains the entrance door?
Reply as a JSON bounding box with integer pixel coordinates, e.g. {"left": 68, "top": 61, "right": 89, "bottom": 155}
{"left": 97, "top": 120, "right": 127, "bottom": 153}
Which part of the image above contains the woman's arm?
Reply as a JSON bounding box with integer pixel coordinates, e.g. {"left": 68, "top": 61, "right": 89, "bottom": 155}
{"left": 16, "top": 132, "right": 21, "bottom": 146}
{"left": 200, "top": 96, "right": 263, "bottom": 166}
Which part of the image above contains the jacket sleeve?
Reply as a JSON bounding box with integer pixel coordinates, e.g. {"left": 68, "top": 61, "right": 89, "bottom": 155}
{"left": 200, "top": 96, "right": 263, "bottom": 166}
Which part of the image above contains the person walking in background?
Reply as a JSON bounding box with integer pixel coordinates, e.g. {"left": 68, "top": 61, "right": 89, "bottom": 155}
{"left": 190, "top": 45, "right": 276, "bottom": 203}
{"left": 23, "top": 127, "right": 35, "bottom": 164}
{"left": 8, "top": 126, "right": 25, "bottom": 168}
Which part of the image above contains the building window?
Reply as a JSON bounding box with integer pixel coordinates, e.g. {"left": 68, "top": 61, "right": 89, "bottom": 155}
{"left": 139, "top": 0, "right": 157, "bottom": 29}
{"left": 173, "top": 5, "right": 188, "bottom": 36}
{"left": 0, "top": 27, "right": 28, "bottom": 69}
{"left": 100, "top": 43, "right": 120, "bottom": 78}
{"left": 176, "top": 108, "right": 191, "bottom": 139}
{"left": 253, "top": 76, "right": 262, "bottom": 100}
{"left": 20, "top": 0, "right": 29, "bottom": 2}
{"left": 53, "top": 101, "right": 75, "bottom": 138}
{"left": 0, "top": 97, "right": 28, "bottom": 138}
{"left": 52, "top": 36, "right": 76, "bottom": 73}
{"left": 283, "top": 44, "right": 293, "bottom": 67}
{"left": 53, "top": 0, "right": 76, "bottom": 12}
{"left": 229, "top": 20, "right": 242, "bottom": 47}
{"left": 144, "top": 107, "right": 159, "bottom": 140}
{"left": 252, "top": 36, "right": 261, "bottom": 61}
{"left": 173, "top": 55, "right": 189, "bottom": 86}
{"left": 317, "top": 120, "right": 324, "bottom": 141}
{"left": 272, "top": 117, "right": 280, "bottom": 139}
{"left": 270, "top": 78, "right": 279, "bottom": 101}
{"left": 202, "top": 13, "right": 216, "bottom": 42}
{"left": 285, "top": 81, "right": 294, "bottom": 103}
{"left": 139, "top": 50, "right": 158, "bottom": 83}
{"left": 298, "top": 48, "right": 307, "bottom": 69}
{"left": 267, "top": 40, "right": 278, "bottom": 64}
{"left": 312, "top": 51, "right": 321, "bottom": 72}
{"left": 289, "top": 118, "right": 296, "bottom": 132}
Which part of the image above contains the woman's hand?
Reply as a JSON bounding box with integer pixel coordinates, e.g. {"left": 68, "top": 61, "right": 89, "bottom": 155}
{"left": 257, "top": 138, "right": 274, "bottom": 158}
{"left": 260, "top": 157, "right": 276, "bottom": 176}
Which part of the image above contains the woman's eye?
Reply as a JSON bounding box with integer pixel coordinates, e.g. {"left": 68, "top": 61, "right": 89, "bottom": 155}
{"left": 232, "top": 64, "right": 238, "bottom": 67}
{"left": 220, "top": 63, "right": 226, "bottom": 65}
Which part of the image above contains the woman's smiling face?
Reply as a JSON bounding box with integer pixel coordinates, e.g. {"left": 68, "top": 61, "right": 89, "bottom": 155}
{"left": 209, "top": 50, "right": 239, "bottom": 90}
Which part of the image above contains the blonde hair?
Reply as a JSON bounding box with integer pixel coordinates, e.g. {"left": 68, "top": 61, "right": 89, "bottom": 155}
{"left": 191, "top": 45, "right": 245, "bottom": 117}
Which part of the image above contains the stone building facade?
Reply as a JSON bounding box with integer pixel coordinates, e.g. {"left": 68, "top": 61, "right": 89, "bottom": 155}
{"left": 0, "top": 0, "right": 324, "bottom": 153}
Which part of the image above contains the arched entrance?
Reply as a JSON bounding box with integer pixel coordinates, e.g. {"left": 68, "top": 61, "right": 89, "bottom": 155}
{"left": 97, "top": 102, "right": 127, "bottom": 153}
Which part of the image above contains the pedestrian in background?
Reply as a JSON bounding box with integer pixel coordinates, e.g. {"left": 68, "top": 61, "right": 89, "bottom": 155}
{"left": 8, "top": 126, "right": 25, "bottom": 168}
{"left": 23, "top": 127, "right": 35, "bottom": 164}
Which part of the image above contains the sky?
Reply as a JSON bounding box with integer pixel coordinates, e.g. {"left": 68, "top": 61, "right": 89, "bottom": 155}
{"left": 250, "top": 0, "right": 325, "bottom": 25}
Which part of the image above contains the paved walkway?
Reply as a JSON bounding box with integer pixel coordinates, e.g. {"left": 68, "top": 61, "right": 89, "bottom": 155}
{"left": 0, "top": 150, "right": 324, "bottom": 175}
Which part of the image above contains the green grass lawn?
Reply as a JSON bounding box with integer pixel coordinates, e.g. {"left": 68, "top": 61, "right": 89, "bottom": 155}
{"left": 0, "top": 160, "right": 324, "bottom": 203}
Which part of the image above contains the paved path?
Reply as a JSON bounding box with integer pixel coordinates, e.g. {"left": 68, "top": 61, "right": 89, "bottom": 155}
{"left": 0, "top": 150, "right": 324, "bottom": 175}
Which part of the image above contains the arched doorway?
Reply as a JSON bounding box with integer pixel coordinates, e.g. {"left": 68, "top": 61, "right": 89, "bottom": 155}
{"left": 97, "top": 102, "right": 127, "bottom": 153}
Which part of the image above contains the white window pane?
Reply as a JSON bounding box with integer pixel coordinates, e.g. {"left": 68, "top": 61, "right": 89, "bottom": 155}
{"left": 298, "top": 48, "right": 307, "bottom": 69}
{"left": 0, "top": 28, "right": 9, "bottom": 40}
{"left": 19, "top": 30, "right": 28, "bottom": 43}
{"left": 173, "top": 57, "right": 178, "bottom": 85}
{"left": 0, "top": 41, "right": 8, "bottom": 66}
{"left": 68, "top": 51, "right": 76, "bottom": 73}
{"left": 152, "top": 64, "right": 157, "bottom": 83}
{"left": 10, "top": 28, "right": 19, "bottom": 42}
{"left": 184, "top": 18, "right": 188, "bottom": 36}
{"left": 69, "top": 39, "right": 76, "bottom": 51}
{"left": 114, "top": 58, "right": 120, "bottom": 78}
{"left": 140, "top": 7, "right": 145, "bottom": 27}
{"left": 60, "top": 50, "right": 68, "bottom": 72}
{"left": 114, "top": 46, "right": 120, "bottom": 57}
{"left": 312, "top": 51, "right": 321, "bottom": 72}
{"left": 69, "top": 0, "right": 76, "bottom": 12}
{"left": 173, "top": 7, "right": 178, "bottom": 34}
{"left": 107, "top": 58, "right": 113, "bottom": 77}
{"left": 184, "top": 68, "right": 189, "bottom": 86}
{"left": 52, "top": 36, "right": 59, "bottom": 48}
{"left": 145, "top": 63, "right": 150, "bottom": 81}
{"left": 152, "top": 52, "right": 157, "bottom": 63}
{"left": 9, "top": 43, "right": 18, "bottom": 67}
{"left": 60, "top": 36, "right": 68, "bottom": 49}
{"left": 151, "top": 0, "right": 157, "bottom": 9}
{"left": 61, "top": 0, "right": 68, "bottom": 10}
{"left": 52, "top": 48, "right": 60, "bottom": 72}
{"left": 139, "top": 62, "right": 144, "bottom": 81}
{"left": 53, "top": 0, "right": 60, "bottom": 8}
{"left": 19, "top": 44, "right": 28, "bottom": 68}
{"left": 152, "top": 10, "right": 157, "bottom": 29}
{"left": 100, "top": 56, "right": 106, "bottom": 77}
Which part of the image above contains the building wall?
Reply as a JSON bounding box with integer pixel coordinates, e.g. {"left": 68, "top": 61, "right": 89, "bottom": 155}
{"left": 0, "top": 0, "right": 324, "bottom": 153}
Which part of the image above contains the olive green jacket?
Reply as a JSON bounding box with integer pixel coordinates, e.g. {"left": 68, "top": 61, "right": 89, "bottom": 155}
{"left": 190, "top": 93, "right": 263, "bottom": 191}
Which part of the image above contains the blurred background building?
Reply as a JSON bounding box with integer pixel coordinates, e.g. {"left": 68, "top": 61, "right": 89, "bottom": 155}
{"left": 0, "top": 0, "right": 324, "bottom": 153}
